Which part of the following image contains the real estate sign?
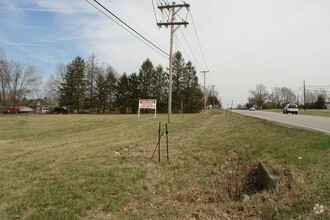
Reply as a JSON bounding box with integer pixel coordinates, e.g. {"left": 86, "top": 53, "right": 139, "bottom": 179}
{"left": 138, "top": 99, "right": 157, "bottom": 118}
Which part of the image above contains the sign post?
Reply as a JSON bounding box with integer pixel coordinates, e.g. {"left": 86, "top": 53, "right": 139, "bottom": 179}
{"left": 138, "top": 99, "right": 157, "bottom": 118}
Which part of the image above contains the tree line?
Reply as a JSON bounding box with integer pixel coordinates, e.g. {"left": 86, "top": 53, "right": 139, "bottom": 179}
{"left": 45, "top": 51, "right": 204, "bottom": 113}
{"left": 246, "top": 84, "right": 328, "bottom": 109}
{"left": 1, "top": 47, "right": 206, "bottom": 113}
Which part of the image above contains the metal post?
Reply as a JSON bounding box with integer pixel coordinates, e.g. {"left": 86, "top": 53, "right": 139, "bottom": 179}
{"left": 304, "top": 80, "right": 306, "bottom": 111}
{"left": 158, "top": 122, "right": 161, "bottom": 162}
{"left": 166, "top": 123, "right": 169, "bottom": 162}
{"left": 211, "top": 85, "right": 215, "bottom": 107}
{"left": 151, "top": 122, "right": 162, "bottom": 160}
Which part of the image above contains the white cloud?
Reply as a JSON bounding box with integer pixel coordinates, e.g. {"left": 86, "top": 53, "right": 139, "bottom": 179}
{"left": 1, "top": 0, "right": 329, "bottom": 105}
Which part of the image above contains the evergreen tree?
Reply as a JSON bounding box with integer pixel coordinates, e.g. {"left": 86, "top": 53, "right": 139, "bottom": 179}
{"left": 315, "top": 95, "right": 326, "bottom": 109}
{"left": 127, "top": 73, "right": 141, "bottom": 113}
{"left": 95, "top": 71, "right": 108, "bottom": 112}
{"left": 182, "top": 61, "right": 203, "bottom": 113}
{"left": 105, "top": 66, "right": 117, "bottom": 113}
{"left": 139, "top": 59, "right": 154, "bottom": 99}
{"left": 172, "top": 51, "right": 186, "bottom": 112}
{"left": 153, "top": 65, "right": 168, "bottom": 112}
{"left": 59, "top": 56, "right": 86, "bottom": 112}
{"left": 115, "top": 73, "right": 131, "bottom": 113}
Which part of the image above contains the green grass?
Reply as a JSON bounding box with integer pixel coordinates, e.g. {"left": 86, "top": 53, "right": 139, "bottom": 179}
{"left": 0, "top": 111, "right": 329, "bottom": 219}
{"left": 263, "top": 108, "right": 330, "bottom": 117}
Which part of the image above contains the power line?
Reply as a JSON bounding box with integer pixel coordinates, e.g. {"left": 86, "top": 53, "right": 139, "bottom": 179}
{"left": 189, "top": 9, "right": 216, "bottom": 88}
{"left": 189, "top": 9, "right": 208, "bottom": 71}
{"left": 105, "top": 0, "right": 166, "bottom": 57}
{"left": 151, "top": 0, "right": 159, "bottom": 23}
{"left": 106, "top": 0, "right": 158, "bottom": 41}
{"left": 85, "top": 0, "right": 169, "bottom": 58}
{"left": 178, "top": 27, "right": 202, "bottom": 70}
{"left": 174, "top": 34, "right": 193, "bottom": 66}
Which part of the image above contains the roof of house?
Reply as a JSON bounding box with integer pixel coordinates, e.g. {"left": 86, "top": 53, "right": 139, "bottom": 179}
{"left": 29, "top": 99, "right": 59, "bottom": 107}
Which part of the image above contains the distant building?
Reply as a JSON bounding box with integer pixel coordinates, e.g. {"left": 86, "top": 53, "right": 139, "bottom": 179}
{"left": 326, "top": 97, "right": 330, "bottom": 109}
{"left": 28, "top": 99, "right": 59, "bottom": 113}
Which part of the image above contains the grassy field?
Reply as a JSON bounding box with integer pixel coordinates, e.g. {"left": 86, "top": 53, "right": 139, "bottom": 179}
{"left": 262, "top": 109, "right": 330, "bottom": 117}
{"left": 0, "top": 111, "right": 329, "bottom": 219}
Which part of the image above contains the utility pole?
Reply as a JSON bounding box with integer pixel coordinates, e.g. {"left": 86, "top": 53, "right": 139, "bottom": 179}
{"left": 201, "top": 70, "right": 209, "bottom": 112}
{"left": 211, "top": 85, "right": 215, "bottom": 107}
{"left": 157, "top": 3, "right": 190, "bottom": 123}
{"left": 303, "top": 80, "right": 306, "bottom": 111}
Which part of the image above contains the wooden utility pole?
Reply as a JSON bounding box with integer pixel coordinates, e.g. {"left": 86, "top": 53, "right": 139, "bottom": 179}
{"left": 157, "top": 3, "right": 190, "bottom": 123}
{"left": 201, "top": 71, "right": 209, "bottom": 112}
{"left": 211, "top": 85, "right": 215, "bottom": 107}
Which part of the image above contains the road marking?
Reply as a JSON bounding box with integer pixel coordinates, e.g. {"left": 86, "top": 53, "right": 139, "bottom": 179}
{"left": 264, "top": 118, "right": 330, "bottom": 135}
{"left": 258, "top": 111, "right": 330, "bottom": 122}
{"left": 234, "top": 111, "right": 330, "bottom": 135}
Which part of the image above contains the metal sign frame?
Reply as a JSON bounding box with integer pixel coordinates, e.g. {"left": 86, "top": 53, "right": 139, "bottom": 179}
{"left": 138, "top": 99, "right": 157, "bottom": 118}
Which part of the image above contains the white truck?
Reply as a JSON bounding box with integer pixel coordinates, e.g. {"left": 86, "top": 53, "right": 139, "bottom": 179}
{"left": 19, "top": 106, "right": 34, "bottom": 113}
{"left": 283, "top": 104, "right": 298, "bottom": 115}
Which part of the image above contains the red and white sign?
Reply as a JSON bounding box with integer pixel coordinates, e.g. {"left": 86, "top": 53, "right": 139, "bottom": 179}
{"left": 138, "top": 99, "right": 157, "bottom": 118}
{"left": 139, "top": 99, "right": 157, "bottom": 109}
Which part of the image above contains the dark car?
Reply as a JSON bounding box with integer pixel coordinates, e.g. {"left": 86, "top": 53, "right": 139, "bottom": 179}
{"left": 4, "top": 108, "right": 19, "bottom": 114}
{"left": 53, "top": 107, "right": 68, "bottom": 114}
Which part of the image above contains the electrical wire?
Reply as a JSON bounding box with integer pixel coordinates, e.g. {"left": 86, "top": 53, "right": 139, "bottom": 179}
{"left": 189, "top": 9, "right": 208, "bottom": 71}
{"left": 178, "top": 27, "right": 202, "bottom": 70}
{"left": 85, "top": 0, "right": 169, "bottom": 58}
{"left": 105, "top": 0, "right": 165, "bottom": 57}
{"left": 174, "top": 34, "right": 197, "bottom": 72}
{"left": 189, "top": 9, "right": 216, "bottom": 88}
{"left": 151, "top": 0, "right": 159, "bottom": 23}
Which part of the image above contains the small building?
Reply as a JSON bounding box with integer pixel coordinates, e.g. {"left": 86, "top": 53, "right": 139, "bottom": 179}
{"left": 326, "top": 98, "right": 330, "bottom": 109}
{"left": 28, "top": 99, "right": 59, "bottom": 113}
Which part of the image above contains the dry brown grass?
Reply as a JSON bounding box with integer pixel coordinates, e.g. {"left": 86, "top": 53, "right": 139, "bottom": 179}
{"left": 0, "top": 111, "right": 329, "bottom": 219}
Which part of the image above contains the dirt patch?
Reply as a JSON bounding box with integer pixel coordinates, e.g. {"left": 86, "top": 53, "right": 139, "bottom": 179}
{"left": 0, "top": 140, "right": 11, "bottom": 145}
{"left": 83, "top": 207, "right": 114, "bottom": 220}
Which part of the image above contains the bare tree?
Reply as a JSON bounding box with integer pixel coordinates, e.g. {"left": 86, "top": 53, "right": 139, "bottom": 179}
{"left": 44, "top": 63, "right": 66, "bottom": 99}
{"left": 86, "top": 53, "right": 98, "bottom": 110}
{"left": 281, "top": 87, "right": 296, "bottom": 104}
{"left": 271, "top": 87, "right": 282, "bottom": 108}
{"left": 0, "top": 48, "right": 5, "bottom": 59}
{"left": 0, "top": 60, "right": 41, "bottom": 106}
{"left": 305, "top": 90, "right": 317, "bottom": 104}
{"left": 0, "top": 48, "right": 9, "bottom": 105}
{"left": 249, "top": 84, "right": 269, "bottom": 109}
{"left": 314, "top": 89, "right": 328, "bottom": 101}
{"left": 269, "top": 87, "right": 296, "bottom": 108}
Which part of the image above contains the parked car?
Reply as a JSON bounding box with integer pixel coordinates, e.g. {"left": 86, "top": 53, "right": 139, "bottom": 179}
{"left": 78, "top": 109, "right": 90, "bottom": 114}
{"left": 283, "top": 104, "right": 298, "bottom": 114}
{"left": 53, "top": 107, "right": 68, "bottom": 114}
{"left": 19, "top": 106, "right": 33, "bottom": 113}
{"left": 3, "top": 108, "right": 19, "bottom": 114}
{"left": 249, "top": 107, "right": 255, "bottom": 111}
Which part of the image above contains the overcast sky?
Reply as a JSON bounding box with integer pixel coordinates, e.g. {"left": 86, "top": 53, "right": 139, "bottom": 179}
{"left": 1, "top": 0, "right": 329, "bottom": 107}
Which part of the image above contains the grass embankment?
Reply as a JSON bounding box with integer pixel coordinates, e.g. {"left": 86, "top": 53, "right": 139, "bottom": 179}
{"left": 0, "top": 112, "right": 329, "bottom": 219}
{"left": 263, "top": 109, "right": 330, "bottom": 117}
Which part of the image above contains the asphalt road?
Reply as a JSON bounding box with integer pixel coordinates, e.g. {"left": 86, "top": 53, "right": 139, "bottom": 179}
{"left": 232, "top": 110, "right": 330, "bottom": 135}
